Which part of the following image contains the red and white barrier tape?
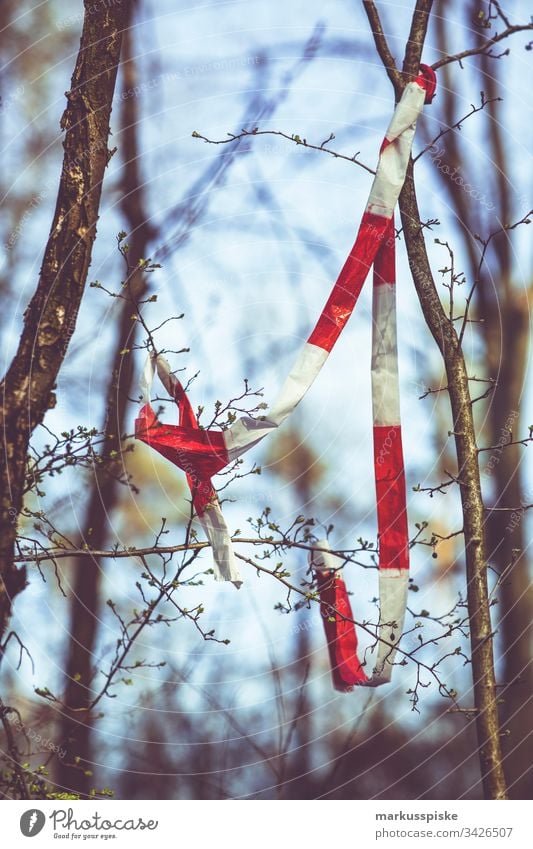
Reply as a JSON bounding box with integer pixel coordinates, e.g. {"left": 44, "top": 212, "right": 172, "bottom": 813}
{"left": 135, "top": 66, "right": 436, "bottom": 687}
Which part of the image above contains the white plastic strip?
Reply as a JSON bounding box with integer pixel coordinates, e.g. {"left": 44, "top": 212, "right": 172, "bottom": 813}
{"left": 366, "top": 82, "right": 425, "bottom": 218}
{"left": 198, "top": 503, "right": 242, "bottom": 586}
{"left": 366, "top": 569, "right": 409, "bottom": 686}
{"left": 371, "top": 282, "right": 401, "bottom": 427}
{"left": 224, "top": 342, "right": 329, "bottom": 460}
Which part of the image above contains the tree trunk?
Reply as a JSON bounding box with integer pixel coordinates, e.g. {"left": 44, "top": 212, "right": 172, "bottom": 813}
{"left": 399, "top": 167, "right": 507, "bottom": 799}
{"left": 57, "top": 8, "right": 154, "bottom": 796}
{"left": 475, "top": 35, "right": 532, "bottom": 800}
{"left": 363, "top": 0, "right": 508, "bottom": 799}
{"left": 483, "top": 297, "right": 532, "bottom": 798}
{"left": 0, "top": 1, "right": 130, "bottom": 648}
{"left": 431, "top": 0, "right": 532, "bottom": 797}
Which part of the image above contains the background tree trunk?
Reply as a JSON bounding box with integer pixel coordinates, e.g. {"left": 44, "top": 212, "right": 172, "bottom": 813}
{"left": 0, "top": 1, "right": 130, "bottom": 648}
{"left": 364, "top": 0, "right": 508, "bottom": 799}
{"left": 57, "top": 3, "right": 154, "bottom": 796}
{"left": 432, "top": 0, "right": 532, "bottom": 798}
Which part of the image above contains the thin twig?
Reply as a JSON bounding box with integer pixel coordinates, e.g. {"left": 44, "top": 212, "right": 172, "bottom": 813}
{"left": 432, "top": 22, "right": 533, "bottom": 71}
{"left": 414, "top": 95, "right": 502, "bottom": 162}
{"left": 191, "top": 128, "right": 375, "bottom": 175}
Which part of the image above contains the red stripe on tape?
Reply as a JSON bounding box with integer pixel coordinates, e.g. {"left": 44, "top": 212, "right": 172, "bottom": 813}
{"left": 373, "top": 424, "right": 409, "bottom": 570}
{"left": 135, "top": 402, "right": 229, "bottom": 515}
{"left": 307, "top": 211, "right": 391, "bottom": 352}
{"left": 373, "top": 217, "right": 396, "bottom": 286}
{"left": 316, "top": 570, "right": 368, "bottom": 690}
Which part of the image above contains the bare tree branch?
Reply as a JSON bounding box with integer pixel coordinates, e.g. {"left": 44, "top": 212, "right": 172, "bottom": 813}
{"left": 192, "top": 128, "right": 375, "bottom": 174}
{"left": 362, "top": 1, "right": 403, "bottom": 97}
{"left": 432, "top": 21, "right": 533, "bottom": 71}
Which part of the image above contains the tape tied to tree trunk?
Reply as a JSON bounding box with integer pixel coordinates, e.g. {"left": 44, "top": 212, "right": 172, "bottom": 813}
{"left": 135, "top": 65, "right": 436, "bottom": 688}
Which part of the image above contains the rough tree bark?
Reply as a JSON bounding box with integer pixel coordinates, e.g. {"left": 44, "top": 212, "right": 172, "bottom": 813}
{"left": 57, "top": 6, "right": 154, "bottom": 796}
{"left": 432, "top": 1, "right": 532, "bottom": 797}
{"left": 363, "top": 0, "right": 508, "bottom": 800}
{"left": 0, "top": 1, "right": 131, "bottom": 648}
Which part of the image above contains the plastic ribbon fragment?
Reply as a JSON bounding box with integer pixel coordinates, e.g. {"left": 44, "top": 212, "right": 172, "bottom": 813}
{"left": 135, "top": 66, "right": 436, "bottom": 685}
{"left": 312, "top": 545, "right": 367, "bottom": 691}
{"left": 310, "top": 541, "right": 409, "bottom": 689}
{"left": 136, "top": 354, "right": 242, "bottom": 586}
{"left": 309, "top": 209, "right": 410, "bottom": 687}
